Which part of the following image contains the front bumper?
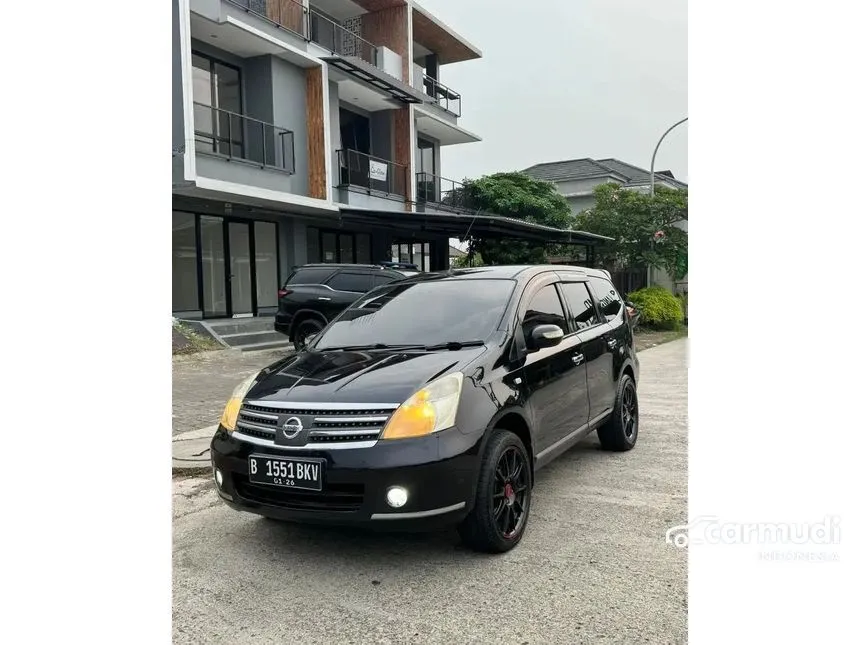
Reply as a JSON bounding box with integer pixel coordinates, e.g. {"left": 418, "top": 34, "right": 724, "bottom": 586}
{"left": 210, "top": 425, "right": 481, "bottom": 529}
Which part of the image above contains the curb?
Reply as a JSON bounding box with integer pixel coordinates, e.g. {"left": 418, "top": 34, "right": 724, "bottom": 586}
{"left": 173, "top": 464, "right": 211, "bottom": 476}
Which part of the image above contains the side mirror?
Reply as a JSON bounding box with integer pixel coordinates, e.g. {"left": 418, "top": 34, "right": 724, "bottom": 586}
{"left": 527, "top": 324, "right": 564, "bottom": 350}
{"left": 305, "top": 333, "right": 318, "bottom": 347}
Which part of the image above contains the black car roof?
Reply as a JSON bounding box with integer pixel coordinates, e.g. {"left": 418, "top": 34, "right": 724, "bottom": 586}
{"left": 295, "top": 263, "right": 412, "bottom": 272}
{"left": 434, "top": 265, "right": 611, "bottom": 280}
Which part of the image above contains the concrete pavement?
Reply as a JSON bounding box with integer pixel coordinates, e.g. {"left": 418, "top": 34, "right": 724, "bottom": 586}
{"left": 172, "top": 347, "right": 292, "bottom": 437}
{"left": 172, "top": 338, "right": 688, "bottom": 644}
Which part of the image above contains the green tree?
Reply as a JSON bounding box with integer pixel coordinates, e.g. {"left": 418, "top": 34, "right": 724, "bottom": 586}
{"left": 460, "top": 172, "right": 572, "bottom": 265}
{"left": 574, "top": 184, "right": 688, "bottom": 281}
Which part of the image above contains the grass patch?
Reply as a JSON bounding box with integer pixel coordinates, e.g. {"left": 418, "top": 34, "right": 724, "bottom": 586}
{"left": 172, "top": 320, "right": 222, "bottom": 356}
{"left": 634, "top": 325, "right": 688, "bottom": 353}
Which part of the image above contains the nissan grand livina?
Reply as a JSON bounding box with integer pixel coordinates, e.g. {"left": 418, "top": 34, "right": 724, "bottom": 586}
{"left": 210, "top": 265, "right": 640, "bottom": 553}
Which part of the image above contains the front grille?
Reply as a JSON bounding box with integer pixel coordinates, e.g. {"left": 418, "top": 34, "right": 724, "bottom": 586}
{"left": 236, "top": 426, "right": 275, "bottom": 441}
{"left": 235, "top": 401, "right": 398, "bottom": 448}
{"left": 233, "top": 476, "right": 364, "bottom": 512}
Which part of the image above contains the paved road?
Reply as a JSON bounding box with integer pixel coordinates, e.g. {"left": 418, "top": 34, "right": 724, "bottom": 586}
{"left": 173, "top": 339, "right": 688, "bottom": 644}
{"left": 172, "top": 348, "right": 292, "bottom": 436}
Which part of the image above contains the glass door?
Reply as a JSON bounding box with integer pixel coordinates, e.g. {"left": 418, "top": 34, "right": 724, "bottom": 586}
{"left": 228, "top": 222, "right": 253, "bottom": 317}
{"left": 254, "top": 222, "right": 279, "bottom": 311}
{"left": 201, "top": 216, "right": 227, "bottom": 318}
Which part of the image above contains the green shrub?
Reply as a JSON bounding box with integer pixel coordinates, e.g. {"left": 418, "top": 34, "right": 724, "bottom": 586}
{"left": 628, "top": 286, "right": 684, "bottom": 330}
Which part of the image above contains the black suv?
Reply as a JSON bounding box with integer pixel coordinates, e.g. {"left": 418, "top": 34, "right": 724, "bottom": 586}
{"left": 275, "top": 263, "right": 420, "bottom": 350}
{"left": 212, "top": 266, "right": 640, "bottom": 553}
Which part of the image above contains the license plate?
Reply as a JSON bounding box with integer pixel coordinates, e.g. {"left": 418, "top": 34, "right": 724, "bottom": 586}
{"left": 248, "top": 454, "right": 325, "bottom": 491}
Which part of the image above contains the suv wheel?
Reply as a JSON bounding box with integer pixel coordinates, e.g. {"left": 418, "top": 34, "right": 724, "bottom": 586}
{"left": 458, "top": 430, "right": 532, "bottom": 553}
{"left": 597, "top": 374, "right": 639, "bottom": 451}
{"left": 293, "top": 319, "right": 323, "bottom": 351}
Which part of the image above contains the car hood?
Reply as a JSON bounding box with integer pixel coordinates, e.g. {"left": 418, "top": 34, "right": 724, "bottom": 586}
{"left": 247, "top": 347, "right": 486, "bottom": 405}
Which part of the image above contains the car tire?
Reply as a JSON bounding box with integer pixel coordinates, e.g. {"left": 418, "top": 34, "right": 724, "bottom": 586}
{"left": 292, "top": 319, "right": 324, "bottom": 351}
{"left": 597, "top": 373, "right": 639, "bottom": 451}
{"left": 458, "top": 429, "right": 532, "bottom": 553}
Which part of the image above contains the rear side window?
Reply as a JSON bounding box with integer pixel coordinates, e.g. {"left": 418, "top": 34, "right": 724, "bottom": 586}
{"left": 588, "top": 277, "right": 624, "bottom": 320}
{"left": 373, "top": 273, "right": 399, "bottom": 288}
{"left": 327, "top": 271, "right": 375, "bottom": 293}
{"left": 286, "top": 267, "right": 337, "bottom": 285}
{"left": 559, "top": 282, "right": 600, "bottom": 331}
{"left": 522, "top": 284, "right": 569, "bottom": 337}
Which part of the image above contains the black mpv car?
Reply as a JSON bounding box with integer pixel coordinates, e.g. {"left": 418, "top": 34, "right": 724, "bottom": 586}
{"left": 211, "top": 265, "right": 640, "bottom": 553}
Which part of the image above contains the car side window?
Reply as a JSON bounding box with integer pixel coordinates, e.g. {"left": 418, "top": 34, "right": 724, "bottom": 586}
{"left": 326, "top": 271, "right": 374, "bottom": 293}
{"left": 522, "top": 284, "right": 569, "bottom": 338}
{"left": 588, "top": 278, "right": 624, "bottom": 320}
{"left": 286, "top": 267, "right": 337, "bottom": 285}
{"left": 373, "top": 273, "right": 397, "bottom": 288}
{"left": 559, "top": 282, "right": 600, "bottom": 331}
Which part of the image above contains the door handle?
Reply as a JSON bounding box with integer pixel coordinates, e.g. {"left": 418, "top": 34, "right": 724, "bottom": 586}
{"left": 317, "top": 297, "right": 331, "bottom": 301}
{"left": 607, "top": 338, "right": 618, "bottom": 349}
{"left": 572, "top": 353, "right": 585, "bottom": 365}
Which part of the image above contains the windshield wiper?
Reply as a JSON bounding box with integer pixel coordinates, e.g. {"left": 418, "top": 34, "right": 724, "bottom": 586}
{"left": 422, "top": 340, "right": 486, "bottom": 351}
{"left": 317, "top": 343, "right": 426, "bottom": 352}
{"left": 318, "top": 341, "right": 485, "bottom": 352}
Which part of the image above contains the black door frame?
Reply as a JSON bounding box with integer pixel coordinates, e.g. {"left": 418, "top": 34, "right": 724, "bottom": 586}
{"left": 182, "top": 212, "right": 281, "bottom": 319}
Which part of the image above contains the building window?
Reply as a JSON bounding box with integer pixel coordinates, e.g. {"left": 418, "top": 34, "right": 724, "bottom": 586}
{"left": 392, "top": 241, "right": 432, "bottom": 271}
{"left": 191, "top": 52, "right": 244, "bottom": 158}
{"left": 308, "top": 228, "right": 371, "bottom": 264}
{"left": 417, "top": 138, "right": 437, "bottom": 202}
{"left": 172, "top": 212, "right": 199, "bottom": 312}
{"left": 254, "top": 222, "right": 279, "bottom": 309}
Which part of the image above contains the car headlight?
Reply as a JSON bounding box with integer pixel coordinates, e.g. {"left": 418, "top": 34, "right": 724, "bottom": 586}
{"left": 381, "top": 372, "right": 463, "bottom": 440}
{"left": 219, "top": 373, "right": 259, "bottom": 432}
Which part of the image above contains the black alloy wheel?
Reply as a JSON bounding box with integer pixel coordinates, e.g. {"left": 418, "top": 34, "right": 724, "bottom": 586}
{"left": 597, "top": 373, "right": 639, "bottom": 451}
{"left": 620, "top": 379, "right": 638, "bottom": 440}
{"left": 458, "top": 430, "right": 533, "bottom": 553}
{"left": 493, "top": 446, "right": 530, "bottom": 540}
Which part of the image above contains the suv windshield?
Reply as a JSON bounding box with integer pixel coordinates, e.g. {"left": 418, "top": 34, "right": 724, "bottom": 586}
{"left": 313, "top": 278, "right": 516, "bottom": 350}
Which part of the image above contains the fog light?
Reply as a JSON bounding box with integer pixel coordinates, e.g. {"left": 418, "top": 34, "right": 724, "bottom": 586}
{"left": 386, "top": 486, "right": 408, "bottom": 508}
{"left": 214, "top": 468, "right": 223, "bottom": 488}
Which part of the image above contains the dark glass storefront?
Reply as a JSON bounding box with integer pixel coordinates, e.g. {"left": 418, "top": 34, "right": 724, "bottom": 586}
{"left": 306, "top": 227, "right": 373, "bottom": 264}
{"left": 172, "top": 211, "right": 281, "bottom": 318}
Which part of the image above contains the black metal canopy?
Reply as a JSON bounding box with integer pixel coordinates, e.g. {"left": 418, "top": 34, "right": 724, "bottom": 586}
{"left": 338, "top": 207, "right": 612, "bottom": 245}
{"left": 322, "top": 56, "right": 425, "bottom": 104}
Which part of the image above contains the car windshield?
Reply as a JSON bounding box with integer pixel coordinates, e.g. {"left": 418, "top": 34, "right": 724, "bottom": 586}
{"left": 313, "top": 278, "right": 516, "bottom": 350}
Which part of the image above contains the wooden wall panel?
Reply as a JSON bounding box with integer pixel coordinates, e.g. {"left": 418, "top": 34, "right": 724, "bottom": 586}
{"left": 305, "top": 66, "right": 327, "bottom": 200}
{"left": 266, "top": 0, "right": 306, "bottom": 36}
{"left": 360, "top": 5, "right": 409, "bottom": 82}
{"left": 393, "top": 107, "right": 412, "bottom": 205}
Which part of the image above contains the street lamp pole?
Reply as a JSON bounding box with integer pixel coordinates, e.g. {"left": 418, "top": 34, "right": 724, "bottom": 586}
{"left": 646, "top": 117, "right": 687, "bottom": 288}
{"left": 650, "top": 117, "right": 688, "bottom": 196}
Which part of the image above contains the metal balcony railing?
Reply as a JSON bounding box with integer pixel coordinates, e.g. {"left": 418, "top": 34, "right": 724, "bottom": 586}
{"left": 310, "top": 11, "right": 378, "bottom": 67}
{"left": 416, "top": 172, "right": 469, "bottom": 210}
{"left": 337, "top": 149, "right": 408, "bottom": 197}
{"left": 228, "top": 0, "right": 309, "bottom": 39}
{"left": 193, "top": 102, "right": 296, "bottom": 174}
{"left": 422, "top": 74, "right": 461, "bottom": 117}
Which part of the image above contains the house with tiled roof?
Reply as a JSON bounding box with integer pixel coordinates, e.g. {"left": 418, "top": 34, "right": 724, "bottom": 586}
{"left": 521, "top": 157, "right": 687, "bottom": 216}
{"left": 521, "top": 157, "right": 688, "bottom": 293}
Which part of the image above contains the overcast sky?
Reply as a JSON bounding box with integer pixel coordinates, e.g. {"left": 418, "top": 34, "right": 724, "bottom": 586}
{"left": 417, "top": 0, "right": 688, "bottom": 184}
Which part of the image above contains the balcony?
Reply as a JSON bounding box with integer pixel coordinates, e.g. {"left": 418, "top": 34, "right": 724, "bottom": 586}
{"left": 337, "top": 149, "right": 408, "bottom": 197}
{"left": 227, "top": 0, "right": 309, "bottom": 39}
{"left": 422, "top": 75, "right": 461, "bottom": 117}
{"left": 309, "top": 10, "right": 378, "bottom": 67}
{"left": 193, "top": 102, "right": 296, "bottom": 174}
{"left": 416, "top": 172, "right": 470, "bottom": 211}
